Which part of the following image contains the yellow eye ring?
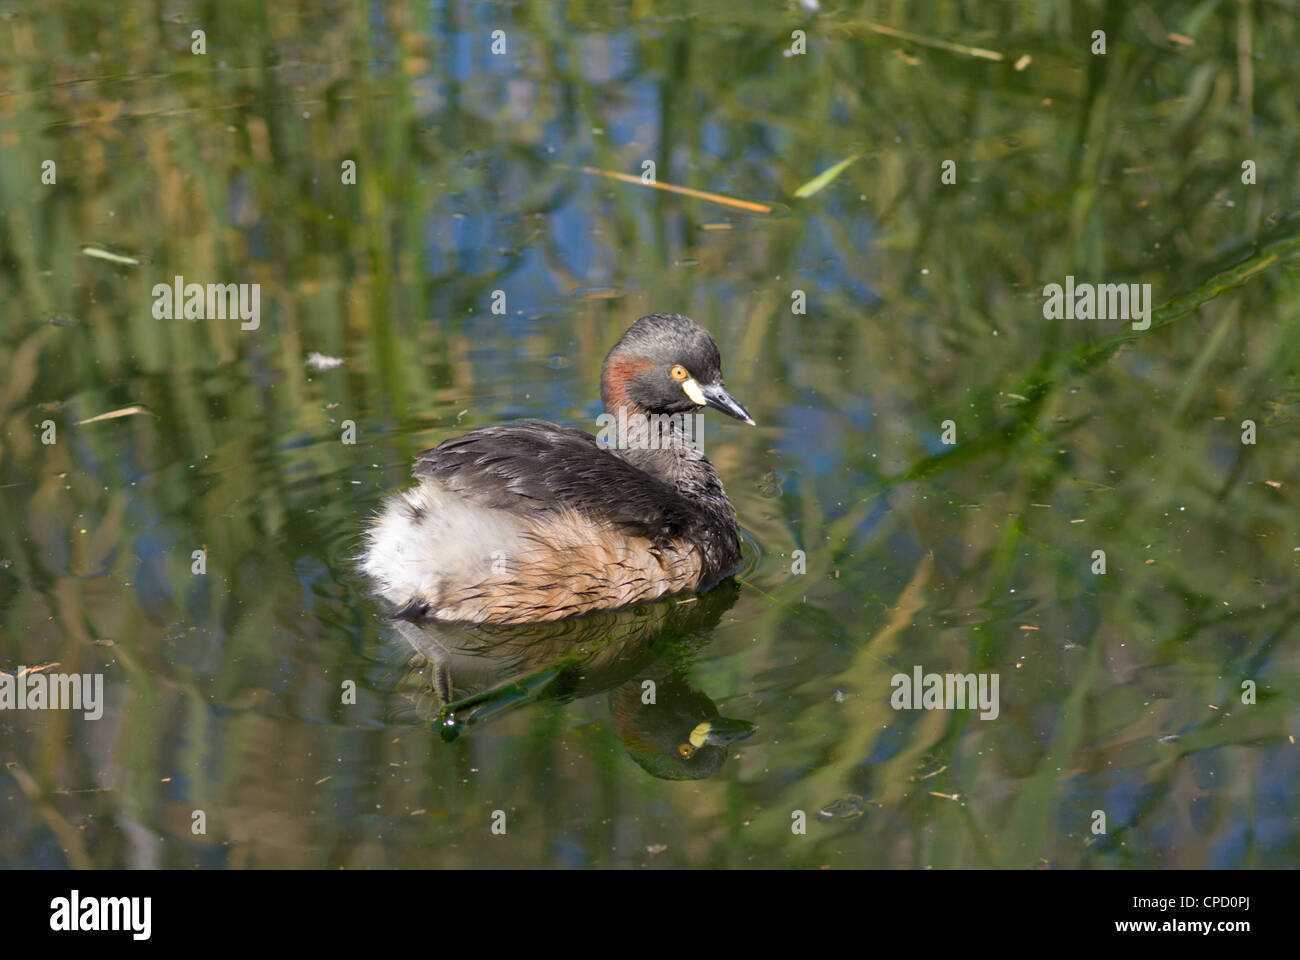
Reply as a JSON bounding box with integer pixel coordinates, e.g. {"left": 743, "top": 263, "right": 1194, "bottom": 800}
{"left": 678, "top": 743, "right": 695, "bottom": 758}
{"left": 670, "top": 365, "right": 689, "bottom": 381}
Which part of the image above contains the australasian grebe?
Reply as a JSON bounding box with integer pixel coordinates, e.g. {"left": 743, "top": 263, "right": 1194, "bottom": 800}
{"left": 362, "top": 313, "right": 755, "bottom": 625}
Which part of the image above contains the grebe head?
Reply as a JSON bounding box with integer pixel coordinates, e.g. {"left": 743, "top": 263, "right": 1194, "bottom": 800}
{"left": 600, "top": 313, "right": 755, "bottom": 425}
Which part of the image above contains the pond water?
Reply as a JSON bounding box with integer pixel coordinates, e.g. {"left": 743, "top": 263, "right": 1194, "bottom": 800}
{"left": 2, "top": 1, "right": 1298, "bottom": 869}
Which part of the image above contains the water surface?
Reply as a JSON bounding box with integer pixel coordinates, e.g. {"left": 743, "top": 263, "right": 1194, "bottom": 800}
{"left": 2, "top": 1, "right": 1298, "bottom": 868}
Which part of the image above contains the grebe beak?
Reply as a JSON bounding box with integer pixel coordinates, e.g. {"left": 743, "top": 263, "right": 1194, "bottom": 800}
{"left": 690, "top": 717, "right": 757, "bottom": 747}
{"left": 695, "top": 381, "right": 755, "bottom": 426}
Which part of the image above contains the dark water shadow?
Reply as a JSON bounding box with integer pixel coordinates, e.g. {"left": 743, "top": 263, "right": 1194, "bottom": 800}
{"left": 385, "top": 580, "right": 755, "bottom": 781}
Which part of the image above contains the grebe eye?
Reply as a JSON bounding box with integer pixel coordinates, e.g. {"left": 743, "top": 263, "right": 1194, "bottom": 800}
{"left": 678, "top": 743, "right": 695, "bottom": 758}
{"left": 670, "top": 365, "right": 689, "bottom": 381}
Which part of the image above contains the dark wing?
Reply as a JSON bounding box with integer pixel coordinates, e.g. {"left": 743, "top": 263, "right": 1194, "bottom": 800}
{"left": 411, "top": 420, "right": 700, "bottom": 542}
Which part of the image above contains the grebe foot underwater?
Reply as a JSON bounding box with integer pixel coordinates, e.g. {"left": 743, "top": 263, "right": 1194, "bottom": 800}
{"left": 362, "top": 313, "right": 755, "bottom": 625}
